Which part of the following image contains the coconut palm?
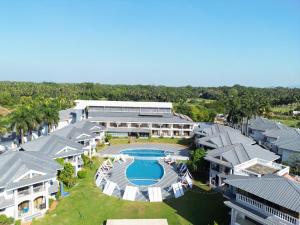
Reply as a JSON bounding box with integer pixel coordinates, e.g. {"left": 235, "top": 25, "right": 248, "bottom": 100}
{"left": 10, "top": 106, "right": 30, "bottom": 144}
{"left": 40, "top": 99, "right": 59, "bottom": 134}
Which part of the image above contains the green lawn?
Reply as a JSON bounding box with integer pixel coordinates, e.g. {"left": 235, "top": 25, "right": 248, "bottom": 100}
{"left": 32, "top": 158, "right": 229, "bottom": 225}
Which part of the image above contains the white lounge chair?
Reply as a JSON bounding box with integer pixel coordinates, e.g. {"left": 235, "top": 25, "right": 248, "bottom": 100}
{"left": 123, "top": 186, "right": 138, "bottom": 201}
{"left": 148, "top": 187, "right": 162, "bottom": 202}
{"left": 172, "top": 182, "right": 184, "bottom": 198}
{"left": 103, "top": 181, "right": 117, "bottom": 196}
{"left": 95, "top": 173, "right": 107, "bottom": 187}
{"left": 103, "top": 159, "right": 114, "bottom": 168}
{"left": 181, "top": 174, "right": 193, "bottom": 188}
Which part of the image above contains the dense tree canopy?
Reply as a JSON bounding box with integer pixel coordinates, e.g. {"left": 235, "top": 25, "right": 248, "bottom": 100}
{"left": 0, "top": 82, "right": 299, "bottom": 108}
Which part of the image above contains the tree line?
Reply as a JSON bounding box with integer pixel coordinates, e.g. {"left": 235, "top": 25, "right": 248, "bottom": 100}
{"left": 0, "top": 82, "right": 299, "bottom": 108}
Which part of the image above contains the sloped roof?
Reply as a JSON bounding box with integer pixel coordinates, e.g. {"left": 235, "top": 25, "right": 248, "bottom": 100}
{"left": 262, "top": 126, "right": 296, "bottom": 139}
{"left": 0, "top": 151, "right": 61, "bottom": 189}
{"left": 248, "top": 117, "right": 283, "bottom": 132}
{"left": 274, "top": 136, "right": 300, "bottom": 153}
{"left": 21, "top": 135, "right": 84, "bottom": 158}
{"left": 205, "top": 143, "right": 279, "bottom": 167}
{"left": 224, "top": 175, "right": 300, "bottom": 212}
{"left": 194, "top": 124, "right": 239, "bottom": 137}
{"left": 72, "top": 120, "right": 105, "bottom": 132}
{"left": 51, "top": 125, "right": 96, "bottom": 141}
{"left": 197, "top": 131, "right": 255, "bottom": 149}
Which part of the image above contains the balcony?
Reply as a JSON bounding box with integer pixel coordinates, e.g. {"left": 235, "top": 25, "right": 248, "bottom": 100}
{"left": 234, "top": 158, "right": 289, "bottom": 177}
{"left": 33, "top": 185, "right": 44, "bottom": 193}
{"left": 236, "top": 193, "right": 299, "bottom": 225}
{"left": 17, "top": 189, "right": 30, "bottom": 197}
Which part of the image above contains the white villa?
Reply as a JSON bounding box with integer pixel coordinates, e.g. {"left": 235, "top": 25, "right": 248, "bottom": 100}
{"left": 51, "top": 122, "right": 99, "bottom": 157}
{"left": 248, "top": 117, "right": 300, "bottom": 163}
{"left": 74, "top": 100, "right": 195, "bottom": 138}
{"left": 0, "top": 151, "right": 61, "bottom": 221}
{"left": 20, "top": 135, "right": 85, "bottom": 175}
{"left": 224, "top": 175, "right": 300, "bottom": 225}
{"left": 204, "top": 143, "right": 288, "bottom": 187}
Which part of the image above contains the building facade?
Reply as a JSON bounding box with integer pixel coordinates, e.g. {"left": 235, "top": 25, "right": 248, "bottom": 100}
{"left": 74, "top": 100, "right": 195, "bottom": 138}
{"left": 0, "top": 151, "right": 61, "bottom": 221}
{"left": 224, "top": 175, "right": 300, "bottom": 225}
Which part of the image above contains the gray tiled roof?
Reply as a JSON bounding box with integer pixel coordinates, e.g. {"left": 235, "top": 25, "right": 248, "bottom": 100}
{"left": 88, "top": 111, "right": 194, "bottom": 124}
{"left": 248, "top": 117, "right": 284, "bottom": 131}
{"left": 205, "top": 143, "right": 279, "bottom": 167}
{"left": 21, "top": 135, "right": 84, "bottom": 158}
{"left": 51, "top": 125, "right": 96, "bottom": 141}
{"left": 194, "top": 124, "right": 239, "bottom": 136}
{"left": 72, "top": 120, "right": 105, "bottom": 132}
{"left": 0, "top": 151, "right": 61, "bottom": 189}
{"left": 224, "top": 175, "right": 300, "bottom": 212}
{"left": 0, "top": 196, "right": 14, "bottom": 209}
{"left": 197, "top": 131, "right": 255, "bottom": 149}
{"left": 263, "top": 127, "right": 296, "bottom": 139}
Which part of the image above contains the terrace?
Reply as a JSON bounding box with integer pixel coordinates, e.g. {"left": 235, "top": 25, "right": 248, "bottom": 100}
{"left": 234, "top": 158, "right": 289, "bottom": 177}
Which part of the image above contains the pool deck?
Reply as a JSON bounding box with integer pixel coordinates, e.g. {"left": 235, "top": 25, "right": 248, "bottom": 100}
{"left": 97, "top": 143, "right": 190, "bottom": 160}
{"left": 99, "top": 158, "right": 184, "bottom": 201}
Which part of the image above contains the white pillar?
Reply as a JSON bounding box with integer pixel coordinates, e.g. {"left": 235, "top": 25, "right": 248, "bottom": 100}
{"left": 230, "top": 208, "right": 237, "bottom": 225}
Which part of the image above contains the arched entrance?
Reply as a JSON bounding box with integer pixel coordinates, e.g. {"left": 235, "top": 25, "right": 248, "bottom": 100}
{"left": 34, "top": 196, "right": 46, "bottom": 211}
{"left": 18, "top": 200, "right": 30, "bottom": 217}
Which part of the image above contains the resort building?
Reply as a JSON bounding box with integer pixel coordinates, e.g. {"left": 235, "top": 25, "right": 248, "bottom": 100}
{"left": 0, "top": 151, "right": 61, "bottom": 221}
{"left": 194, "top": 123, "right": 239, "bottom": 138}
{"left": 51, "top": 124, "right": 98, "bottom": 157}
{"left": 247, "top": 117, "right": 286, "bottom": 144}
{"left": 204, "top": 143, "right": 284, "bottom": 187}
{"left": 195, "top": 131, "right": 255, "bottom": 150}
{"left": 71, "top": 120, "right": 105, "bottom": 143}
{"left": 224, "top": 175, "right": 300, "bottom": 225}
{"left": 248, "top": 117, "right": 300, "bottom": 163}
{"left": 73, "top": 100, "right": 195, "bottom": 138}
{"left": 20, "top": 135, "right": 84, "bottom": 175}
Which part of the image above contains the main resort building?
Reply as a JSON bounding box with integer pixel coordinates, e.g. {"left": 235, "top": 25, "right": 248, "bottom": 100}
{"left": 74, "top": 100, "right": 195, "bottom": 138}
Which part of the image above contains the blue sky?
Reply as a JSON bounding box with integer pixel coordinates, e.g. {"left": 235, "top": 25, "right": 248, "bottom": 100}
{"left": 0, "top": 0, "right": 299, "bottom": 87}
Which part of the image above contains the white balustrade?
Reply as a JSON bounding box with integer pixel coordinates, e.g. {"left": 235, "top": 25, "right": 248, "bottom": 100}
{"left": 236, "top": 193, "right": 298, "bottom": 225}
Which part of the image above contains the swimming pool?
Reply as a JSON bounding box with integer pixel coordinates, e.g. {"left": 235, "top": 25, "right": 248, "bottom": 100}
{"left": 121, "top": 149, "right": 173, "bottom": 158}
{"left": 122, "top": 149, "right": 168, "bottom": 186}
{"left": 126, "top": 159, "right": 164, "bottom": 186}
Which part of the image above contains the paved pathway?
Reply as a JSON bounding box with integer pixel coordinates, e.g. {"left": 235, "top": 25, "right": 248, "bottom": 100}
{"left": 97, "top": 143, "right": 190, "bottom": 160}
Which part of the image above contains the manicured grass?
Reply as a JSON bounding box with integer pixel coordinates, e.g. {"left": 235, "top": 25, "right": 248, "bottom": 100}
{"left": 109, "top": 137, "right": 192, "bottom": 146}
{"left": 32, "top": 158, "right": 229, "bottom": 225}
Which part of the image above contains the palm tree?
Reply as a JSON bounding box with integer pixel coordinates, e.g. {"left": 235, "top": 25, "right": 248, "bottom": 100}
{"left": 40, "top": 99, "right": 59, "bottom": 134}
{"left": 10, "top": 107, "right": 30, "bottom": 144}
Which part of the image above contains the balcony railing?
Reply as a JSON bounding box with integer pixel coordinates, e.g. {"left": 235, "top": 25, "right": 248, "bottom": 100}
{"left": 18, "top": 189, "right": 30, "bottom": 197}
{"left": 33, "top": 185, "right": 44, "bottom": 193}
{"left": 236, "top": 193, "right": 298, "bottom": 225}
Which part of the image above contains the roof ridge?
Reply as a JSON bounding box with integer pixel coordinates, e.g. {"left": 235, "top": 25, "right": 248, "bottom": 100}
{"left": 286, "top": 178, "right": 300, "bottom": 195}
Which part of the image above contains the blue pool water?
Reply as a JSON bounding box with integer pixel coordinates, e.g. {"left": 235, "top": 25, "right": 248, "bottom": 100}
{"left": 122, "top": 149, "right": 167, "bottom": 186}
{"left": 126, "top": 160, "right": 164, "bottom": 186}
{"left": 121, "top": 149, "right": 172, "bottom": 158}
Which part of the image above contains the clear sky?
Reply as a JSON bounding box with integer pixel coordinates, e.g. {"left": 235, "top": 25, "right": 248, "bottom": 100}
{"left": 0, "top": 0, "right": 299, "bottom": 87}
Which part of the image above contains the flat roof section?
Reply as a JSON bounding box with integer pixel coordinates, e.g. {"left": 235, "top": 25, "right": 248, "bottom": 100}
{"left": 245, "top": 163, "right": 279, "bottom": 175}
{"left": 106, "top": 219, "right": 168, "bottom": 225}
{"left": 74, "top": 100, "right": 173, "bottom": 110}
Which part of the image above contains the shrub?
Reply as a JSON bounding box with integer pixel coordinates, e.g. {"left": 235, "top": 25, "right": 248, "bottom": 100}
{"left": 82, "top": 154, "right": 93, "bottom": 169}
{"left": 0, "top": 214, "right": 14, "bottom": 225}
{"left": 58, "top": 162, "right": 76, "bottom": 187}
{"left": 187, "top": 148, "right": 206, "bottom": 173}
{"left": 105, "top": 134, "right": 112, "bottom": 142}
{"left": 14, "top": 220, "right": 21, "bottom": 225}
{"left": 77, "top": 170, "right": 87, "bottom": 179}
